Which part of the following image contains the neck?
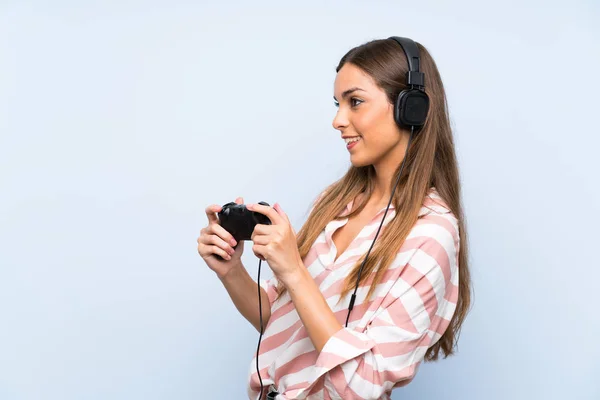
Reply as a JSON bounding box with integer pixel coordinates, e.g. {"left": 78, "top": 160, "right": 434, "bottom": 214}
{"left": 370, "top": 168, "right": 394, "bottom": 204}
{"left": 370, "top": 135, "right": 410, "bottom": 204}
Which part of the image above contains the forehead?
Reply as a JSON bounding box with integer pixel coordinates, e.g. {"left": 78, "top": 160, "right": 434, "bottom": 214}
{"left": 333, "top": 63, "right": 378, "bottom": 96}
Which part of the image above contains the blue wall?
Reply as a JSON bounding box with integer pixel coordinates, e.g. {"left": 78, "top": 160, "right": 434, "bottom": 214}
{"left": 1, "top": 1, "right": 598, "bottom": 399}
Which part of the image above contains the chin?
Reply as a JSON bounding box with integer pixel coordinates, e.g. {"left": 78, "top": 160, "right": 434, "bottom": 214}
{"left": 349, "top": 155, "right": 372, "bottom": 168}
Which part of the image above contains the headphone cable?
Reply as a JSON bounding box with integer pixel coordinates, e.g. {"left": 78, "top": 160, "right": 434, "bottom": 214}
{"left": 345, "top": 125, "right": 415, "bottom": 327}
{"left": 256, "top": 259, "right": 265, "bottom": 400}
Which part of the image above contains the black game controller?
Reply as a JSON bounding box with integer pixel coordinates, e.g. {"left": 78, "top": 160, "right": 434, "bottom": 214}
{"left": 218, "top": 201, "right": 272, "bottom": 243}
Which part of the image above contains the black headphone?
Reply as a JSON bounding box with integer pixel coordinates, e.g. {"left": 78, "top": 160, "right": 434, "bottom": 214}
{"left": 344, "top": 36, "right": 430, "bottom": 327}
{"left": 388, "top": 36, "right": 430, "bottom": 130}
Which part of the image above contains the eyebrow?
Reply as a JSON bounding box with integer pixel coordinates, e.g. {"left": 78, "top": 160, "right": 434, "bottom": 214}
{"left": 333, "top": 87, "right": 366, "bottom": 102}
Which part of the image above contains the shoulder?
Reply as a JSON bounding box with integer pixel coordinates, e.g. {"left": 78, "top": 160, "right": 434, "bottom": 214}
{"left": 417, "top": 187, "right": 459, "bottom": 242}
{"left": 418, "top": 187, "right": 455, "bottom": 218}
{"left": 399, "top": 187, "right": 460, "bottom": 280}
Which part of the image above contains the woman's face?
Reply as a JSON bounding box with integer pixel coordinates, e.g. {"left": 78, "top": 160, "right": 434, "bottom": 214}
{"left": 332, "top": 63, "right": 404, "bottom": 168}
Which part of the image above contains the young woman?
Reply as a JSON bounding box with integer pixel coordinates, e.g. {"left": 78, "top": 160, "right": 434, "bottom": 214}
{"left": 198, "top": 36, "right": 471, "bottom": 400}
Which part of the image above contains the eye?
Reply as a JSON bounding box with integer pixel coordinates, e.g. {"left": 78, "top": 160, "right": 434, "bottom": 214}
{"left": 333, "top": 98, "right": 363, "bottom": 108}
{"left": 350, "top": 97, "right": 363, "bottom": 108}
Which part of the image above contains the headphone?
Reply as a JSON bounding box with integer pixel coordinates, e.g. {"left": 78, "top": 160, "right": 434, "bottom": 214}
{"left": 257, "top": 36, "right": 430, "bottom": 400}
{"left": 344, "top": 36, "right": 430, "bottom": 327}
{"left": 389, "top": 36, "right": 430, "bottom": 129}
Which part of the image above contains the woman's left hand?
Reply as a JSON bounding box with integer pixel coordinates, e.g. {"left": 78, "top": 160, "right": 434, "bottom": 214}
{"left": 247, "top": 202, "right": 303, "bottom": 286}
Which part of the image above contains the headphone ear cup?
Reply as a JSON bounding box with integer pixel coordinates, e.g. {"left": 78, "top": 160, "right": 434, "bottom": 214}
{"left": 394, "top": 90, "right": 408, "bottom": 127}
{"left": 395, "top": 89, "right": 430, "bottom": 128}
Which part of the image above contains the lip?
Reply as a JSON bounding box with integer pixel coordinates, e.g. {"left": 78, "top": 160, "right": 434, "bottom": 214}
{"left": 346, "top": 138, "right": 361, "bottom": 151}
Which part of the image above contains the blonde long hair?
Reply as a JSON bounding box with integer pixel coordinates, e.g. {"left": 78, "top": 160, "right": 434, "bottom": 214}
{"left": 274, "top": 38, "right": 471, "bottom": 361}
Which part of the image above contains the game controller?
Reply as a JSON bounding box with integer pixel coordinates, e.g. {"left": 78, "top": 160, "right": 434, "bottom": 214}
{"left": 217, "top": 201, "right": 272, "bottom": 248}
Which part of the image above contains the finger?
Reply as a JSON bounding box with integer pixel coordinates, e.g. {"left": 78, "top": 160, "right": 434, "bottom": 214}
{"left": 198, "top": 243, "right": 231, "bottom": 260}
{"left": 250, "top": 233, "right": 270, "bottom": 246}
{"left": 208, "top": 223, "right": 238, "bottom": 247}
{"left": 251, "top": 223, "right": 276, "bottom": 242}
{"left": 205, "top": 204, "right": 222, "bottom": 224}
{"left": 201, "top": 231, "right": 236, "bottom": 255}
{"left": 208, "top": 244, "right": 232, "bottom": 260}
{"left": 246, "top": 203, "right": 283, "bottom": 225}
{"left": 273, "top": 203, "right": 290, "bottom": 223}
{"left": 252, "top": 243, "right": 266, "bottom": 261}
{"left": 235, "top": 197, "right": 244, "bottom": 204}
{"left": 252, "top": 223, "right": 273, "bottom": 237}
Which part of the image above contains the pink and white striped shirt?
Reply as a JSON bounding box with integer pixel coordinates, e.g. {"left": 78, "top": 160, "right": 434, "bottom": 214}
{"left": 247, "top": 187, "right": 460, "bottom": 400}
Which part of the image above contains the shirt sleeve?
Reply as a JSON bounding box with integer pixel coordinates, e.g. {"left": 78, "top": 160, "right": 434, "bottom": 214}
{"left": 297, "top": 220, "right": 460, "bottom": 399}
{"left": 259, "top": 274, "right": 280, "bottom": 309}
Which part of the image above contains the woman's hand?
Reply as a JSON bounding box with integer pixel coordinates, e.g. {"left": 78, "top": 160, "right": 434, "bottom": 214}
{"left": 197, "top": 197, "right": 245, "bottom": 280}
{"left": 248, "top": 202, "right": 303, "bottom": 286}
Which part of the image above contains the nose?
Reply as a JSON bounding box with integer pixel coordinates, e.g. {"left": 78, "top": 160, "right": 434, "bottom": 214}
{"left": 332, "top": 108, "right": 349, "bottom": 132}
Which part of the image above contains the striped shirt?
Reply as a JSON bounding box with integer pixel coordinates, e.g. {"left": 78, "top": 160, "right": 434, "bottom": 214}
{"left": 247, "top": 187, "right": 460, "bottom": 400}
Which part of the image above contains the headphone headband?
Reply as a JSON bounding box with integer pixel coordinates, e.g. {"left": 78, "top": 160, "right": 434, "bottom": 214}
{"left": 388, "top": 36, "right": 425, "bottom": 89}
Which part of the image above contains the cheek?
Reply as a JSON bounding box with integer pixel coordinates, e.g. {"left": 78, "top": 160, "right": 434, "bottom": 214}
{"left": 354, "top": 109, "right": 380, "bottom": 139}
{"left": 357, "top": 109, "right": 379, "bottom": 130}
{"left": 359, "top": 108, "right": 398, "bottom": 145}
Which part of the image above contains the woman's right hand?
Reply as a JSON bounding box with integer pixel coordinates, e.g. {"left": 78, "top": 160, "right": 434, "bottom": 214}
{"left": 197, "top": 197, "right": 245, "bottom": 280}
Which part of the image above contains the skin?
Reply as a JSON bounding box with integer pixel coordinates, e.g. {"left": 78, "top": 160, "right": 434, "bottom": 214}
{"left": 333, "top": 63, "right": 411, "bottom": 208}
{"left": 245, "top": 63, "right": 412, "bottom": 353}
